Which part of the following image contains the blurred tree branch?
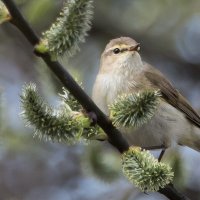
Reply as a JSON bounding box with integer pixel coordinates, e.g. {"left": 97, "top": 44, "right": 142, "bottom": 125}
{"left": 1, "top": 0, "right": 191, "bottom": 199}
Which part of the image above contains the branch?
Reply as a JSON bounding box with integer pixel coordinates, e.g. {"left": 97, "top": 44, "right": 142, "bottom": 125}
{"left": 1, "top": 0, "right": 190, "bottom": 199}
{"left": 2, "top": 0, "right": 129, "bottom": 154}
{"left": 20, "top": 84, "right": 174, "bottom": 191}
{"left": 159, "top": 184, "right": 190, "bottom": 200}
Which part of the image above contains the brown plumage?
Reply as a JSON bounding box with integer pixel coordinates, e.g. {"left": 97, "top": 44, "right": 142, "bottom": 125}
{"left": 92, "top": 37, "right": 200, "bottom": 151}
{"left": 144, "top": 63, "right": 200, "bottom": 128}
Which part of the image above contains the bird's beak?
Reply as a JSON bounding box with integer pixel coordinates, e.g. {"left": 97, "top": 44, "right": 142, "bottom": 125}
{"left": 129, "top": 43, "right": 140, "bottom": 52}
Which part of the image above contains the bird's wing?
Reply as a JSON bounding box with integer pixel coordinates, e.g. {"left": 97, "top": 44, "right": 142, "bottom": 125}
{"left": 144, "top": 64, "right": 200, "bottom": 128}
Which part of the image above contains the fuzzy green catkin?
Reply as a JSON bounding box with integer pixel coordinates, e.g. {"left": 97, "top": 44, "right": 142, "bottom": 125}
{"left": 0, "top": 1, "right": 11, "bottom": 24}
{"left": 109, "top": 90, "right": 161, "bottom": 128}
{"left": 20, "top": 83, "right": 81, "bottom": 143}
{"left": 39, "top": 0, "right": 93, "bottom": 57}
{"left": 59, "top": 87, "right": 104, "bottom": 141}
{"left": 59, "top": 87, "right": 82, "bottom": 111}
{"left": 122, "top": 147, "right": 174, "bottom": 192}
{"left": 20, "top": 83, "right": 102, "bottom": 143}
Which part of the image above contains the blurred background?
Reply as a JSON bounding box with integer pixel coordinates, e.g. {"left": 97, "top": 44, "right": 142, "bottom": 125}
{"left": 0, "top": 0, "right": 200, "bottom": 199}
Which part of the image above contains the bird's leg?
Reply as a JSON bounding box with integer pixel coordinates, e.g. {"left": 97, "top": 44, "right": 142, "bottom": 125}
{"left": 158, "top": 149, "right": 166, "bottom": 162}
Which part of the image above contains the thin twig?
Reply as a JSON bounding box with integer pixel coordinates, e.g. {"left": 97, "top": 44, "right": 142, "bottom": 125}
{"left": 1, "top": 0, "right": 191, "bottom": 199}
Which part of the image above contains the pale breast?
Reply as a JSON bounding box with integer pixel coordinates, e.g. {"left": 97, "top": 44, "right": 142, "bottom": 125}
{"left": 92, "top": 69, "right": 143, "bottom": 115}
{"left": 105, "top": 73, "right": 140, "bottom": 106}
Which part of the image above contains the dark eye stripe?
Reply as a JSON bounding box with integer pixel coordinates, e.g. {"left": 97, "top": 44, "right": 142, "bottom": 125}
{"left": 120, "top": 48, "right": 128, "bottom": 52}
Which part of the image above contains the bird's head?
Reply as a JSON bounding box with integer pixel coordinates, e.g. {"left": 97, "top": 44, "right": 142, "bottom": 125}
{"left": 100, "top": 37, "right": 143, "bottom": 73}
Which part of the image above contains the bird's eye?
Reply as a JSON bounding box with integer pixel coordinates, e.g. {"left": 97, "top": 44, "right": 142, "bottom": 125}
{"left": 113, "top": 48, "right": 120, "bottom": 54}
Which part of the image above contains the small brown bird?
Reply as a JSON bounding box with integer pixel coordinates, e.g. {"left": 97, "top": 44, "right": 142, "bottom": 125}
{"left": 92, "top": 37, "right": 200, "bottom": 153}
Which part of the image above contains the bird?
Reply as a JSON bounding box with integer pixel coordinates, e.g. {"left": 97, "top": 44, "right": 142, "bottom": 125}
{"left": 92, "top": 37, "right": 200, "bottom": 156}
